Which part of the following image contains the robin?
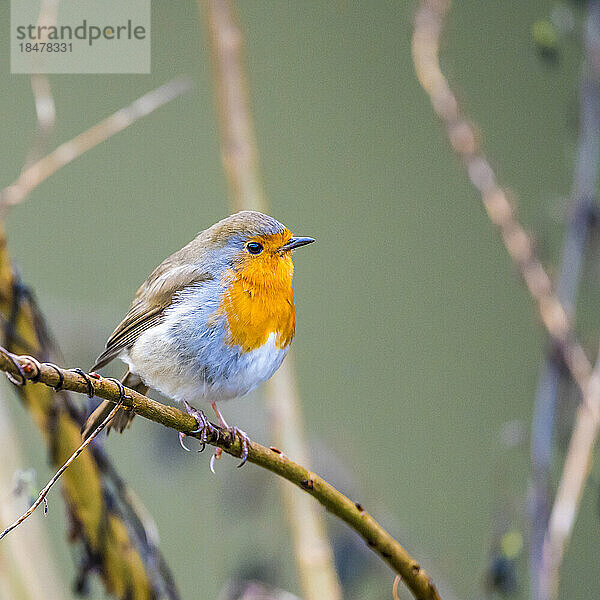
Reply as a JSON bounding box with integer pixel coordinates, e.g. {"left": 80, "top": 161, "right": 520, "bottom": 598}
{"left": 81, "top": 211, "right": 314, "bottom": 466}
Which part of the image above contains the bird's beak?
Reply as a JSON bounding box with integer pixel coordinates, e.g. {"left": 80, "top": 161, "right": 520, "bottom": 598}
{"left": 279, "top": 236, "right": 315, "bottom": 253}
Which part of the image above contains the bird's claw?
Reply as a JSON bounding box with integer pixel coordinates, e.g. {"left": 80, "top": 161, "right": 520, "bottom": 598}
{"left": 227, "top": 426, "right": 250, "bottom": 468}
{"left": 179, "top": 401, "right": 249, "bottom": 469}
{"left": 209, "top": 451, "right": 218, "bottom": 474}
{"left": 179, "top": 401, "right": 214, "bottom": 453}
{"left": 209, "top": 428, "right": 249, "bottom": 471}
{"left": 178, "top": 431, "right": 194, "bottom": 452}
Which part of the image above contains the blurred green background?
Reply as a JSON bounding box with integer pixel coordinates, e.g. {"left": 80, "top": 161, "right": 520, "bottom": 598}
{"left": 2, "top": 1, "right": 600, "bottom": 599}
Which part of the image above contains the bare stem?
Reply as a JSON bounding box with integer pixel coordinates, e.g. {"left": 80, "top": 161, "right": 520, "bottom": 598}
{"left": 539, "top": 352, "right": 600, "bottom": 599}
{"left": 0, "top": 399, "right": 65, "bottom": 599}
{"left": 0, "top": 349, "right": 442, "bottom": 600}
{"left": 413, "top": 2, "right": 600, "bottom": 597}
{"left": 412, "top": 0, "right": 592, "bottom": 389}
{"left": 0, "top": 76, "right": 192, "bottom": 212}
{"left": 531, "top": 1, "right": 600, "bottom": 595}
{"left": 204, "top": 0, "right": 265, "bottom": 212}
{"left": 0, "top": 398, "right": 123, "bottom": 540}
{"left": 24, "top": 0, "right": 59, "bottom": 167}
{"left": 202, "top": 2, "right": 343, "bottom": 599}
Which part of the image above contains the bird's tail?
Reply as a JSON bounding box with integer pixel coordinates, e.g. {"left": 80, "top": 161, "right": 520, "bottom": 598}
{"left": 81, "top": 370, "right": 148, "bottom": 440}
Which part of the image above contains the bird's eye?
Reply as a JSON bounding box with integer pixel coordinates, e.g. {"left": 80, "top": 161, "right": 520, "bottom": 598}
{"left": 246, "top": 242, "right": 264, "bottom": 255}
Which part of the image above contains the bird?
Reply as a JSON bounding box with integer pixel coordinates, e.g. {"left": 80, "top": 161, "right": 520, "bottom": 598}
{"left": 81, "top": 211, "right": 314, "bottom": 465}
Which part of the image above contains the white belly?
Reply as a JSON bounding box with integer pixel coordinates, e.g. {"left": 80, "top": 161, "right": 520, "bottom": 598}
{"left": 125, "top": 324, "right": 288, "bottom": 407}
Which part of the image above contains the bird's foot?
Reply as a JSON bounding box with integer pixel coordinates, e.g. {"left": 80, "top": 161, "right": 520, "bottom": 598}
{"left": 178, "top": 401, "right": 215, "bottom": 453}
{"left": 209, "top": 426, "right": 249, "bottom": 472}
{"left": 227, "top": 426, "right": 249, "bottom": 468}
{"left": 209, "top": 402, "right": 249, "bottom": 471}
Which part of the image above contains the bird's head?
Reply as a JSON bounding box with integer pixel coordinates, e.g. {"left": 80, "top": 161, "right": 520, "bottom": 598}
{"left": 207, "top": 211, "right": 314, "bottom": 287}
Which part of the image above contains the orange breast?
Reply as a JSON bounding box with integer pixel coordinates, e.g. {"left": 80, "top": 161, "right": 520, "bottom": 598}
{"left": 219, "top": 249, "right": 296, "bottom": 352}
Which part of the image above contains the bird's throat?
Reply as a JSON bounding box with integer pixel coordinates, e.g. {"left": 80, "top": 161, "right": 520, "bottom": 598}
{"left": 218, "top": 257, "right": 296, "bottom": 352}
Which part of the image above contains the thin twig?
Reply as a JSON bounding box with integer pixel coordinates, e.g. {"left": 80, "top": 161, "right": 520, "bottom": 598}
{"left": 0, "top": 348, "right": 442, "bottom": 600}
{"left": 0, "top": 397, "right": 123, "bottom": 540}
{"left": 24, "top": 0, "right": 59, "bottom": 167}
{"left": 202, "top": 2, "right": 343, "bottom": 600}
{"left": 0, "top": 399, "right": 65, "bottom": 599}
{"left": 412, "top": 0, "right": 592, "bottom": 391}
{"left": 413, "top": 2, "right": 600, "bottom": 597}
{"left": 0, "top": 76, "right": 192, "bottom": 212}
{"left": 0, "top": 64, "right": 185, "bottom": 596}
{"left": 530, "top": 1, "right": 600, "bottom": 595}
{"left": 539, "top": 344, "right": 600, "bottom": 600}
{"left": 0, "top": 233, "right": 180, "bottom": 598}
{"left": 537, "top": 7, "right": 600, "bottom": 596}
{"left": 26, "top": 74, "right": 56, "bottom": 167}
{"left": 204, "top": 0, "right": 265, "bottom": 212}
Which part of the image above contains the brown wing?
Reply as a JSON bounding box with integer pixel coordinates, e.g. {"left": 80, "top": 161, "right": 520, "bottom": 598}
{"left": 92, "top": 306, "right": 164, "bottom": 370}
{"left": 92, "top": 264, "right": 213, "bottom": 370}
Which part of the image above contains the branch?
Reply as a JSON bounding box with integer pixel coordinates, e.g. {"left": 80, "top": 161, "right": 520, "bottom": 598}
{"left": 0, "top": 348, "right": 442, "bottom": 600}
{"left": 537, "top": 12, "right": 600, "bottom": 591}
{"left": 413, "top": 2, "right": 600, "bottom": 597}
{"left": 0, "top": 223, "right": 179, "bottom": 597}
{"left": 540, "top": 344, "right": 600, "bottom": 599}
{"left": 0, "top": 398, "right": 123, "bottom": 540}
{"left": 0, "top": 76, "right": 192, "bottom": 211}
{"left": 204, "top": 0, "right": 265, "bottom": 212}
{"left": 531, "top": 0, "right": 600, "bottom": 595}
{"left": 24, "top": 0, "right": 59, "bottom": 167}
{"left": 0, "top": 400, "right": 66, "bottom": 599}
{"left": 26, "top": 74, "right": 56, "bottom": 167}
{"left": 412, "top": 0, "right": 593, "bottom": 390}
{"left": 202, "top": 2, "right": 343, "bottom": 599}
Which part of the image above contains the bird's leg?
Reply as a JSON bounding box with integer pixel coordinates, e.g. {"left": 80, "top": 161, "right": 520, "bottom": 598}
{"left": 210, "top": 402, "right": 249, "bottom": 471}
{"left": 210, "top": 403, "right": 226, "bottom": 469}
{"left": 178, "top": 401, "right": 214, "bottom": 453}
